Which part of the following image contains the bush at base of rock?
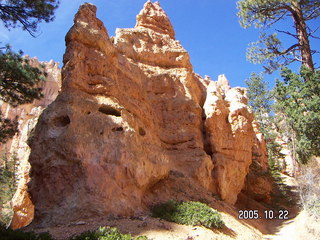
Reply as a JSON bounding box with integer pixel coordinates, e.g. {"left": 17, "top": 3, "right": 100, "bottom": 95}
{"left": 69, "top": 226, "right": 148, "bottom": 240}
{"left": 151, "top": 200, "right": 224, "bottom": 229}
{"left": 0, "top": 224, "right": 53, "bottom": 240}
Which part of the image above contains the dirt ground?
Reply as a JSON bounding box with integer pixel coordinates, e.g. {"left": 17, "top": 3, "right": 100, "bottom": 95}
{"left": 25, "top": 174, "right": 305, "bottom": 240}
{"left": 29, "top": 213, "right": 262, "bottom": 240}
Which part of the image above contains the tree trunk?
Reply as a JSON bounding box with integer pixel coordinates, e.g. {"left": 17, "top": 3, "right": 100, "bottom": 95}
{"left": 291, "top": 130, "right": 297, "bottom": 176}
{"left": 291, "top": 1, "right": 314, "bottom": 72}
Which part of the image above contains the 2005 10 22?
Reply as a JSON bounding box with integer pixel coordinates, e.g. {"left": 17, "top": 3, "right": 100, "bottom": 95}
{"left": 238, "top": 210, "right": 289, "bottom": 220}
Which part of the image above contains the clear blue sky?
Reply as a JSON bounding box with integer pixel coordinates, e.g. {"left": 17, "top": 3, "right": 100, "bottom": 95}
{"left": 0, "top": 0, "right": 319, "bottom": 88}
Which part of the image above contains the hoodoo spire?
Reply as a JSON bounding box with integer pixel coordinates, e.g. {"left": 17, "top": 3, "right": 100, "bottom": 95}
{"left": 135, "top": 1, "right": 175, "bottom": 39}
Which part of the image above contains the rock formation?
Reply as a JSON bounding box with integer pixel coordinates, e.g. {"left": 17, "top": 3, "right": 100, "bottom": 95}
{"left": 0, "top": 58, "right": 61, "bottom": 229}
{"left": 241, "top": 120, "right": 273, "bottom": 203}
{"left": 203, "top": 75, "right": 257, "bottom": 204}
{"left": 26, "top": 1, "right": 270, "bottom": 227}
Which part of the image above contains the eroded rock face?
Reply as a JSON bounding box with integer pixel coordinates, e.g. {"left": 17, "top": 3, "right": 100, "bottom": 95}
{"left": 0, "top": 59, "right": 61, "bottom": 229}
{"left": 203, "top": 75, "right": 256, "bottom": 204}
{"left": 136, "top": 1, "right": 175, "bottom": 39}
{"left": 241, "top": 120, "right": 273, "bottom": 204}
{"left": 27, "top": 2, "right": 268, "bottom": 226}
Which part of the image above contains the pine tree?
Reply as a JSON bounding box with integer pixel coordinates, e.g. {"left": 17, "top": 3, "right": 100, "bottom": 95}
{"left": 0, "top": 0, "right": 59, "bottom": 144}
{"left": 245, "top": 72, "right": 286, "bottom": 168}
{"left": 239, "top": 0, "right": 320, "bottom": 164}
{"left": 275, "top": 67, "right": 320, "bottom": 163}
{"left": 245, "top": 72, "right": 271, "bottom": 132}
{"left": 237, "top": 0, "right": 320, "bottom": 73}
{"left": 0, "top": 0, "right": 59, "bottom": 37}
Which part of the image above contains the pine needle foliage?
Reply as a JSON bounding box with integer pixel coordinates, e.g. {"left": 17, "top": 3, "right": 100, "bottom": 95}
{"left": 0, "top": 45, "right": 46, "bottom": 143}
{"left": 274, "top": 67, "right": 320, "bottom": 163}
{"left": 0, "top": 0, "right": 59, "bottom": 37}
{"left": 237, "top": 0, "right": 320, "bottom": 72}
{"left": 0, "top": 151, "right": 18, "bottom": 225}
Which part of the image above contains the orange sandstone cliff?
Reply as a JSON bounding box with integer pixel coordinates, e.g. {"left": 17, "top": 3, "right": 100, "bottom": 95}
{"left": 9, "top": 2, "right": 269, "bottom": 228}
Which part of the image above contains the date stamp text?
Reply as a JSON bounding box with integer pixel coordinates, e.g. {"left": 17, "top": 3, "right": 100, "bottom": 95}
{"left": 238, "top": 209, "right": 289, "bottom": 220}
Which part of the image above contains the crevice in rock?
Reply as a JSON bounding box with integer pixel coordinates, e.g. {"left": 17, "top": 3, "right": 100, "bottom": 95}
{"left": 53, "top": 115, "right": 71, "bottom": 127}
{"left": 98, "top": 105, "right": 121, "bottom": 116}
{"left": 112, "top": 127, "right": 123, "bottom": 132}
{"left": 139, "top": 127, "right": 146, "bottom": 136}
{"left": 222, "top": 147, "right": 233, "bottom": 151}
{"left": 169, "top": 170, "right": 185, "bottom": 178}
{"left": 160, "top": 137, "right": 193, "bottom": 145}
{"left": 201, "top": 110, "right": 213, "bottom": 157}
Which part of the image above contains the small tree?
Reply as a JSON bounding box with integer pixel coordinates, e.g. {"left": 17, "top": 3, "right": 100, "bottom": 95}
{"left": 245, "top": 72, "right": 285, "bottom": 168}
{"left": 0, "top": 150, "right": 18, "bottom": 225}
{"left": 245, "top": 72, "right": 272, "bottom": 131}
{"left": 274, "top": 67, "right": 320, "bottom": 163}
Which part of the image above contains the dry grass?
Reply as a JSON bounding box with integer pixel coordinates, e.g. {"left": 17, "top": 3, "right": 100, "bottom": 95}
{"left": 296, "top": 157, "right": 320, "bottom": 239}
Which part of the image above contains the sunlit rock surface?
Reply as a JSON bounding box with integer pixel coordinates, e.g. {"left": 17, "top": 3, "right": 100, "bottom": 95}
{"left": 25, "top": 2, "right": 269, "bottom": 227}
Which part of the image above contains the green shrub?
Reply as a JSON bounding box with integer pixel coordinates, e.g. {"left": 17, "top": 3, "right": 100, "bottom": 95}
{"left": 0, "top": 224, "right": 53, "bottom": 240}
{"left": 69, "top": 226, "right": 148, "bottom": 240}
{"left": 0, "top": 151, "right": 18, "bottom": 225}
{"left": 151, "top": 200, "right": 224, "bottom": 229}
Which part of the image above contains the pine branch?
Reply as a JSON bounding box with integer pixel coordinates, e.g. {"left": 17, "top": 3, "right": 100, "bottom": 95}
{"left": 276, "top": 29, "right": 299, "bottom": 39}
{"left": 271, "top": 43, "right": 300, "bottom": 56}
{"left": 304, "top": 6, "right": 320, "bottom": 21}
{"left": 307, "top": 26, "right": 320, "bottom": 40}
